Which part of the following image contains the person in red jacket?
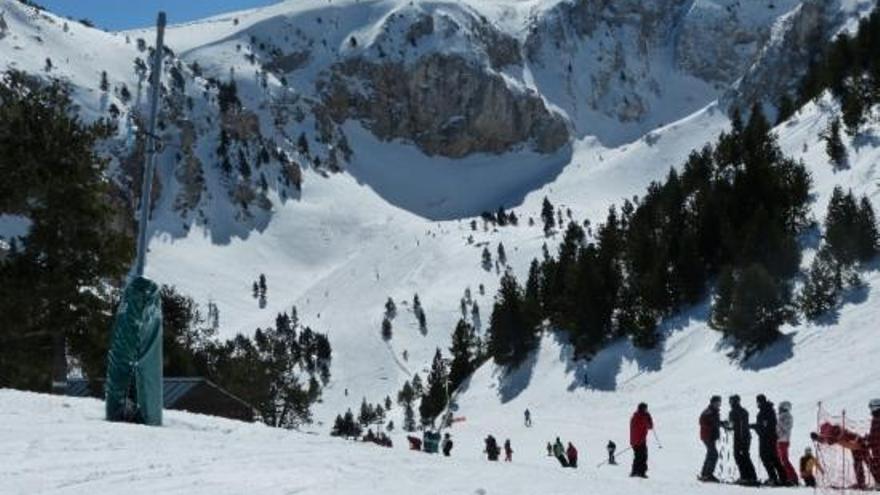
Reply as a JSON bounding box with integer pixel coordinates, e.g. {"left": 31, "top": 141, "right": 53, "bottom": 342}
{"left": 566, "top": 442, "right": 579, "bottom": 468}
{"left": 630, "top": 402, "right": 654, "bottom": 478}
{"left": 812, "top": 422, "right": 871, "bottom": 489}
{"left": 699, "top": 396, "right": 723, "bottom": 482}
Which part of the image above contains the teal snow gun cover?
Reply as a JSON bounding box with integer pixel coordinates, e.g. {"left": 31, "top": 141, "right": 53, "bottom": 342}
{"left": 105, "top": 276, "right": 163, "bottom": 426}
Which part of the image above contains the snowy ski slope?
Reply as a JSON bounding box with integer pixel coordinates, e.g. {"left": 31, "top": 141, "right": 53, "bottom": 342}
{"left": 1, "top": 1, "right": 880, "bottom": 492}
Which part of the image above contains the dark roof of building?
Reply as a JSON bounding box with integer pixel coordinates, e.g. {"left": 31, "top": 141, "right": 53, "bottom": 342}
{"left": 66, "top": 377, "right": 254, "bottom": 411}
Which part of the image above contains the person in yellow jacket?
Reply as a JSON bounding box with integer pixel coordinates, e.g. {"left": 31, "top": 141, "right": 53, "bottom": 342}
{"left": 799, "top": 447, "right": 823, "bottom": 488}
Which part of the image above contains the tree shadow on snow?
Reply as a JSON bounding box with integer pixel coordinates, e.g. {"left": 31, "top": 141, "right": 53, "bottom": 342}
{"left": 737, "top": 333, "right": 795, "bottom": 371}
{"left": 559, "top": 303, "right": 709, "bottom": 392}
{"left": 495, "top": 348, "right": 539, "bottom": 404}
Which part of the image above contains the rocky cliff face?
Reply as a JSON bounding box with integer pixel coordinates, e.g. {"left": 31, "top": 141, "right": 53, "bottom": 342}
{"left": 0, "top": 0, "right": 855, "bottom": 232}
{"left": 319, "top": 54, "right": 568, "bottom": 158}
{"left": 725, "top": 0, "right": 837, "bottom": 112}
{"left": 522, "top": 0, "right": 803, "bottom": 133}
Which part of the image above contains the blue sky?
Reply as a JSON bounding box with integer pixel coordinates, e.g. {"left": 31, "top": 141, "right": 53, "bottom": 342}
{"left": 38, "top": 0, "right": 281, "bottom": 31}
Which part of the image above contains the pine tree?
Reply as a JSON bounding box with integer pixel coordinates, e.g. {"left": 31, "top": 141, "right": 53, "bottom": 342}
{"left": 359, "top": 398, "right": 374, "bottom": 427}
{"left": 856, "top": 196, "right": 879, "bottom": 262}
{"left": 384, "top": 396, "right": 392, "bottom": 411}
{"left": 799, "top": 248, "right": 843, "bottom": 321}
{"left": 403, "top": 403, "right": 416, "bottom": 432}
{"left": 99, "top": 70, "right": 109, "bottom": 92}
{"left": 381, "top": 317, "right": 392, "bottom": 341}
{"left": 448, "top": 319, "right": 477, "bottom": 390}
{"left": 0, "top": 72, "right": 132, "bottom": 390}
{"left": 419, "top": 349, "right": 448, "bottom": 424}
{"left": 712, "top": 264, "right": 788, "bottom": 352}
{"left": 119, "top": 84, "right": 131, "bottom": 103}
{"left": 397, "top": 380, "right": 415, "bottom": 406}
{"left": 825, "top": 187, "right": 862, "bottom": 266}
{"left": 411, "top": 373, "right": 424, "bottom": 397}
{"left": 471, "top": 302, "right": 481, "bottom": 331}
{"left": 541, "top": 197, "right": 556, "bottom": 236}
{"left": 481, "top": 246, "right": 492, "bottom": 271}
{"left": 487, "top": 271, "right": 537, "bottom": 366}
{"left": 497, "top": 242, "right": 507, "bottom": 266}
{"left": 523, "top": 258, "right": 542, "bottom": 330}
{"left": 821, "top": 117, "right": 847, "bottom": 169}
{"left": 343, "top": 409, "right": 361, "bottom": 437}
{"left": 44, "top": 58, "right": 52, "bottom": 72}
{"left": 709, "top": 266, "right": 736, "bottom": 333}
{"left": 385, "top": 297, "right": 397, "bottom": 319}
{"left": 331, "top": 414, "right": 345, "bottom": 436}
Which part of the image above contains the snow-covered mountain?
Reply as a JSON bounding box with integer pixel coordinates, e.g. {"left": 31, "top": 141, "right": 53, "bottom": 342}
{"left": 3, "top": 3, "right": 880, "bottom": 490}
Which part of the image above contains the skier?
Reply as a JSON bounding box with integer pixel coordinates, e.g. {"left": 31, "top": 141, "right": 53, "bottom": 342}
{"left": 751, "top": 394, "right": 787, "bottom": 486}
{"left": 629, "top": 402, "right": 653, "bottom": 478}
{"left": 484, "top": 435, "right": 500, "bottom": 461}
{"left": 799, "top": 447, "right": 823, "bottom": 488}
{"left": 547, "top": 442, "right": 553, "bottom": 457}
{"left": 566, "top": 442, "right": 578, "bottom": 468}
{"left": 723, "top": 395, "right": 758, "bottom": 485}
{"left": 775, "top": 401, "right": 798, "bottom": 485}
{"left": 553, "top": 437, "right": 569, "bottom": 467}
{"left": 607, "top": 440, "right": 617, "bottom": 465}
{"left": 699, "top": 395, "right": 722, "bottom": 482}
{"left": 407, "top": 435, "right": 422, "bottom": 451}
{"left": 504, "top": 439, "right": 513, "bottom": 462}
{"left": 442, "top": 433, "right": 453, "bottom": 457}
{"left": 812, "top": 422, "right": 871, "bottom": 489}
{"left": 867, "top": 399, "right": 880, "bottom": 483}
{"left": 524, "top": 408, "right": 532, "bottom": 427}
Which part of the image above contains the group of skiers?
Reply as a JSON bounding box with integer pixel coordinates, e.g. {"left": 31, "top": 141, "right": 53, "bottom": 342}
{"left": 363, "top": 429, "right": 393, "bottom": 448}
{"left": 406, "top": 430, "right": 452, "bottom": 456}
{"left": 546, "top": 437, "right": 579, "bottom": 468}
{"left": 700, "top": 394, "right": 798, "bottom": 486}
{"left": 483, "top": 435, "right": 515, "bottom": 461}
{"left": 391, "top": 396, "right": 880, "bottom": 491}
{"left": 699, "top": 395, "right": 880, "bottom": 489}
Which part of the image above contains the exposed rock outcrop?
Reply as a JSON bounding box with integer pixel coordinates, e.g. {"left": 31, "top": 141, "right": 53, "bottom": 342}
{"left": 319, "top": 54, "right": 568, "bottom": 158}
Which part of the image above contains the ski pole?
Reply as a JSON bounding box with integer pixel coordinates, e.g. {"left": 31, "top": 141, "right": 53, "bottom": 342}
{"left": 652, "top": 429, "right": 663, "bottom": 449}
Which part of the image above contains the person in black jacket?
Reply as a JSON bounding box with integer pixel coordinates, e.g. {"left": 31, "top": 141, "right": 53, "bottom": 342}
{"left": 442, "top": 433, "right": 453, "bottom": 456}
{"left": 723, "top": 395, "right": 758, "bottom": 485}
{"left": 699, "top": 396, "right": 723, "bottom": 482}
{"left": 752, "top": 394, "right": 787, "bottom": 485}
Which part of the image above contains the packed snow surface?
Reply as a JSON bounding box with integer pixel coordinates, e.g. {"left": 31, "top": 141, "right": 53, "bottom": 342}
{"left": 2, "top": 0, "right": 880, "bottom": 493}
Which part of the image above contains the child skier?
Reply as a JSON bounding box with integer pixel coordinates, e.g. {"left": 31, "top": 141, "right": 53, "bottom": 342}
{"left": 607, "top": 440, "right": 617, "bottom": 465}
{"left": 504, "top": 439, "right": 513, "bottom": 462}
{"left": 799, "top": 447, "right": 823, "bottom": 487}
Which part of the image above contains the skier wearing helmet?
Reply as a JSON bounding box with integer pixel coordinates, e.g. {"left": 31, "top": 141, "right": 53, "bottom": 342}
{"left": 799, "top": 447, "right": 823, "bottom": 487}
{"left": 776, "top": 401, "right": 798, "bottom": 485}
